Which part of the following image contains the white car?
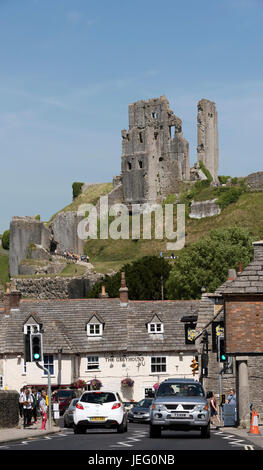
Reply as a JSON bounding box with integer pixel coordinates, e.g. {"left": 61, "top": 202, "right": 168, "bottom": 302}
{"left": 73, "top": 390, "right": 128, "bottom": 434}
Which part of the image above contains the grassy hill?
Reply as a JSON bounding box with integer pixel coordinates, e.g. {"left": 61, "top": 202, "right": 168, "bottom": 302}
{"left": 0, "top": 247, "right": 10, "bottom": 288}
{"left": 84, "top": 189, "right": 263, "bottom": 274}
{"left": 1, "top": 181, "right": 263, "bottom": 285}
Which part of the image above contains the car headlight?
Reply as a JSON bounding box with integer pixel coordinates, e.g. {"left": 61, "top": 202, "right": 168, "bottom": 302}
{"left": 194, "top": 404, "right": 209, "bottom": 412}
{"left": 152, "top": 404, "right": 166, "bottom": 412}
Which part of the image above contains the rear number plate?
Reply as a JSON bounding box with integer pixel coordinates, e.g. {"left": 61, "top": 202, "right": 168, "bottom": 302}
{"left": 90, "top": 417, "right": 106, "bottom": 422}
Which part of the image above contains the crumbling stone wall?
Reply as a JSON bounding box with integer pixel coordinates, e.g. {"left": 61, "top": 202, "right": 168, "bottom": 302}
{"left": 197, "top": 99, "right": 219, "bottom": 182}
{"left": 9, "top": 217, "right": 50, "bottom": 277}
{"left": 0, "top": 391, "right": 19, "bottom": 428}
{"left": 13, "top": 274, "right": 100, "bottom": 299}
{"left": 121, "top": 96, "right": 190, "bottom": 204}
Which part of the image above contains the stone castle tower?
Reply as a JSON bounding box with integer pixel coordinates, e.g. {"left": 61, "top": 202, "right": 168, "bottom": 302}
{"left": 121, "top": 96, "right": 190, "bottom": 205}
{"left": 197, "top": 99, "right": 219, "bottom": 182}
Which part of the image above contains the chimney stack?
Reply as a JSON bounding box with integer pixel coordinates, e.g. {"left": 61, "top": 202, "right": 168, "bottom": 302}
{"left": 3, "top": 282, "right": 21, "bottom": 316}
{"left": 228, "top": 269, "right": 237, "bottom": 280}
{"left": 119, "top": 272, "right": 128, "bottom": 306}
{"left": 252, "top": 241, "right": 263, "bottom": 262}
{"left": 99, "top": 285, "right": 109, "bottom": 298}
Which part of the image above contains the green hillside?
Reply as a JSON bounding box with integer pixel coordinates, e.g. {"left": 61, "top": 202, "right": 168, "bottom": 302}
{"left": 0, "top": 247, "right": 10, "bottom": 288}
{"left": 85, "top": 190, "right": 263, "bottom": 274}
{"left": 2, "top": 181, "right": 263, "bottom": 286}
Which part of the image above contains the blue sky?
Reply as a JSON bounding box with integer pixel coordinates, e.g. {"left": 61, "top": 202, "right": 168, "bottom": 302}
{"left": 0, "top": 0, "right": 263, "bottom": 233}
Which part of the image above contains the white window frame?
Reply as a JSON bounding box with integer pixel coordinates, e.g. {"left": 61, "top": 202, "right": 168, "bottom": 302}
{"left": 86, "top": 356, "right": 100, "bottom": 371}
{"left": 148, "top": 322, "right": 163, "bottom": 334}
{"left": 87, "top": 323, "right": 103, "bottom": 337}
{"left": 23, "top": 324, "right": 40, "bottom": 335}
{"left": 150, "top": 356, "right": 167, "bottom": 374}
{"left": 43, "top": 354, "right": 55, "bottom": 376}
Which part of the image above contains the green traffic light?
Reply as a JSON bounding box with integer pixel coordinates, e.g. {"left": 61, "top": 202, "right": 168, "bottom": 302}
{"left": 34, "top": 353, "right": 40, "bottom": 360}
{"left": 221, "top": 354, "right": 227, "bottom": 361}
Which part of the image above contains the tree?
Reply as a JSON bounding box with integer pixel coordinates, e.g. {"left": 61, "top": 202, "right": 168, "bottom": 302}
{"left": 2, "top": 230, "right": 10, "bottom": 250}
{"left": 87, "top": 256, "right": 171, "bottom": 300}
{"left": 166, "top": 227, "right": 254, "bottom": 300}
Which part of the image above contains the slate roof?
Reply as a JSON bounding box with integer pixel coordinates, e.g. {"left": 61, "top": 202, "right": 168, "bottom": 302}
{"left": 221, "top": 241, "right": 263, "bottom": 295}
{"left": 0, "top": 298, "right": 199, "bottom": 355}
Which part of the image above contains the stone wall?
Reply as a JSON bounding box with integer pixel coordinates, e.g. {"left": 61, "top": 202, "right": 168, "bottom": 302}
{"left": 246, "top": 172, "right": 263, "bottom": 191}
{"left": 121, "top": 96, "right": 190, "bottom": 205}
{"left": 189, "top": 199, "right": 221, "bottom": 219}
{"left": 9, "top": 217, "right": 50, "bottom": 277}
{"left": 13, "top": 274, "right": 100, "bottom": 299}
{"left": 197, "top": 99, "right": 219, "bottom": 182}
{"left": 0, "top": 390, "right": 19, "bottom": 428}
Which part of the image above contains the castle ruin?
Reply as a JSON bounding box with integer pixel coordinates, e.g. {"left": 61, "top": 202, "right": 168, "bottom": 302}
{"left": 112, "top": 95, "right": 219, "bottom": 206}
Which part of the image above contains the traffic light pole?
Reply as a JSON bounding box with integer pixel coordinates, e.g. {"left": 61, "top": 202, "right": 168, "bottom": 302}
{"left": 35, "top": 362, "right": 52, "bottom": 430}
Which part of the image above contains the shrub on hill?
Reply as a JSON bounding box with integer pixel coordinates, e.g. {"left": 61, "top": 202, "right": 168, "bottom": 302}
{"left": 87, "top": 255, "right": 171, "bottom": 300}
{"left": 2, "top": 230, "right": 10, "bottom": 250}
{"left": 166, "top": 227, "right": 254, "bottom": 300}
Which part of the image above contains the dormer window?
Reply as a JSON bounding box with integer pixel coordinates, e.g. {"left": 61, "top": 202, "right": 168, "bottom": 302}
{"left": 148, "top": 322, "right": 163, "bottom": 334}
{"left": 87, "top": 323, "right": 103, "bottom": 336}
{"left": 87, "top": 313, "right": 104, "bottom": 337}
{"left": 23, "top": 315, "right": 41, "bottom": 335}
{"left": 147, "top": 314, "right": 163, "bottom": 334}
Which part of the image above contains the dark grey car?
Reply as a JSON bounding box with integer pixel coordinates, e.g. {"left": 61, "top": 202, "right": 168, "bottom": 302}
{"left": 63, "top": 398, "right": 79, "bottom": 428}
{"left": 128, "top": 398, "right": 153, "bottom": 423}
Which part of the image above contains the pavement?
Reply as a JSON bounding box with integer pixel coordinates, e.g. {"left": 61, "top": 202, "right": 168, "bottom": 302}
{"left": 0, "top": 419, "right": 262, "bottom": 449}
{"left": 0, "top": 417, "right": 61, "bottom": 445}
{"left": 210, "top": 423, "right": 263, "bottom": 449}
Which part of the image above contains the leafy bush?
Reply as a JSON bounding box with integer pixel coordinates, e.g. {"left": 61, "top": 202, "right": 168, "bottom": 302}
{"left": 72, "top": 182, "right": 84, "bottom": 199}
{"left": 87, "top": 255, "right": 171, "bottom": 300}
{"left": 2, "top": 230, "right": 10, "bottom": 250}
{"left": 166, "top": 227, "right": 253, "bottom": 299}
{"left": 218, "top": 175, "right": 231, "bottom": 185}
{"left": 217, "top": 187, "right": 243, "bottom": 209}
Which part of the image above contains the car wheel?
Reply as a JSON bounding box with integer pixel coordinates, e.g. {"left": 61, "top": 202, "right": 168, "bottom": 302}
{"left": 73, "top": 424, "right": 86, "bottom": 434}
{"left": 117, "top": 418, "right": 127, "bottom": 433}
{"left": 200, "top": 423, "right": 210, "bottom": 438}
{"left": 64, "top": 418, "right": 68, "bottom": 428}
{"left": 149, "top": 424, "right": 161, "bottom": 438}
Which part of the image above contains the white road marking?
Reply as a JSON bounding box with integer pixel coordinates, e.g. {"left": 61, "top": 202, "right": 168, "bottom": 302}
{"left": 245, "top": 445, "right": 254, "bottom": 450}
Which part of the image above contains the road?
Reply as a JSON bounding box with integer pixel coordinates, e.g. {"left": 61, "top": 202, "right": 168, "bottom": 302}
{"left": 0, "top": 422, "right": 261, "bottom": 454}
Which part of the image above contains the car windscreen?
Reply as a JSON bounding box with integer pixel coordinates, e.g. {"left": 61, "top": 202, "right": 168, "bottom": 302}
{"left": 156, "top": 382, "right": 205, "bottom": 397}
{"left": 81, "top": 392, "right": 116, "bottom": 404}
{"left": 136, "top": 399, "right": 153, "bottom": 408}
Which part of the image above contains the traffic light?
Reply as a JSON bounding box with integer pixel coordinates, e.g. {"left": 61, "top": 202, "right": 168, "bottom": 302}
{"left": 218, "top": 336, "right": 227, "bottom": 362}
{"left": 30, "top": 333, "right": 43, "bottom": 362}
{"left": 190, "top": 357, "right": 199, "bottom": 376}
{"left": 24, "top": 333, "right": 31, "bottom": 362}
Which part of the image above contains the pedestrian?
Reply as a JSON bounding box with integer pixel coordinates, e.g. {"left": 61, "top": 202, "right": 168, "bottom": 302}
{"left": 226, "top": 388, "right": 236, "bottom": 406}
{"left": 31, "top": 389, "right": 39, "bottom": 424}
{"left": 209, "top": 392, "right": 221, "bottom": 428}
{"left": 19, "top": 386, "right": 33, "bottom": 428}
{"left": 19, "top": 387, "right": 25, "bottom": 419}
{"left": 40, "top": 390, "right": 48, "bottom": 430}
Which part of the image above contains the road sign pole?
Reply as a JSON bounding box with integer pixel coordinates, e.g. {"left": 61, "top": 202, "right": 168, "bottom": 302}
{"left": 35, "top": 362, "right": 52, "bottom": 430}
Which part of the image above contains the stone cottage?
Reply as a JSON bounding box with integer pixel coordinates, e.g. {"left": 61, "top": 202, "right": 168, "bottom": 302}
{"left": 0, "top": 277, "right": 200, "bottom": 401}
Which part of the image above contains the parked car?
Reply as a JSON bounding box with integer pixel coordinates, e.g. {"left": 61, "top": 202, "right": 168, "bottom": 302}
{"left": 123, "top": 401, "right": 137, "bottom": 411}
{"left": 128, "top": 398, "right": 153, "bottom": 423}
{"left": 73, "top": 390, "right": 128, "bottom": 434}
{"left": 149, "top": 378, "right": 210, "bottom": 438}
{"left": 53, "top": 389, "right": 77, "bottom": 416}
{"left": 63, "top": 398, "right": 80, "bottom": 428}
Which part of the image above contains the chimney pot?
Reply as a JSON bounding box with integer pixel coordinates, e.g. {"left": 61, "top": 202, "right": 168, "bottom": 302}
{"left": 99, "top": 284, "right": 109, "bottom": 298}
{"left": 3, "top": 284, "right": 21, "bottom": 315}
{"left": 228, "top": 268, "right": 237, "bottom": 280}
{"left": 119, "top": 272, "right": 128, "bottom": 306}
